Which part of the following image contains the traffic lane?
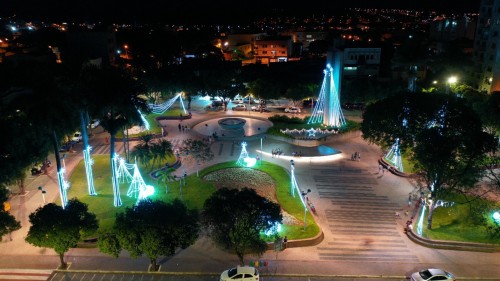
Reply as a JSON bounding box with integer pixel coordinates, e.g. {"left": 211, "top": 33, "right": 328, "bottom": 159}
{"left": 49, "top": 271, "right": 409, "bottom": 281}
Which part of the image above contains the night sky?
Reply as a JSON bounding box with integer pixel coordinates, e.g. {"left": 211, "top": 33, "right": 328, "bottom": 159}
{"left": 2, "top": 0, "right": 482, "bottom": 23}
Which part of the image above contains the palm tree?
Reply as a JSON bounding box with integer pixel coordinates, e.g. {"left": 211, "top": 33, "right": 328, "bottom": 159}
{"left": 93, "top": 67, "right": 149, "bottom": 207}
{"left": 156, "top": 167, "right": 176, "bottom": 193}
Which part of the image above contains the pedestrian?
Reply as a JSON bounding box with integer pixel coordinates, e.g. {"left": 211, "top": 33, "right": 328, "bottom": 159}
{"left": 382, "top": 167, "right": 385, "bottom": 175}
{"left": 282, "top": 236, "right": 288, "bottom": 249}
{"left": 408, "top": 193, "right": 412, "bottom": 206}
{"left": 395, "top": 211, "right": 401, "bottom": 218}
{"left": 405, "top": 210, "right": 409, "bottom": 217}
{"left": 378, "top": 164, "right": 383, "bottom": 173}
{"left": 178, "top": 123, "right": 181, "bottom": 132}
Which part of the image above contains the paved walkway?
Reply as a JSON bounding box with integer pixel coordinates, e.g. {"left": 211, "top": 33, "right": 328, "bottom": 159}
{"left": 1, "top": 105, "right": 500, "bottom": 280}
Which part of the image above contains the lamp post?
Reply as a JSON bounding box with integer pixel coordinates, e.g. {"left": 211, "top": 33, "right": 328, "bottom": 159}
{"left": 260, "top": 137, "right": 263, "bottom": 165}
{"left": 301, "top": 189, "right": 312, "bottom": 230}
{"left": 38, "top": 186, "right": 47, "bottom": 205}
{"left": 447, "top": 76, "right": 457, "bottom": 94}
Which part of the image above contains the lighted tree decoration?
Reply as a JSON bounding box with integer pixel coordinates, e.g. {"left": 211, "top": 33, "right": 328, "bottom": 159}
{"left": 308, "top": 64, "right": 346, "bottom": 127}
{"left": 114, "top": 156, "right": 155, "bottom": 205}
{"left": 385, "top": 138, "right": 403, "bottom": 172}
{"left": 236, "top": 142, "right": 256, "bottom": 167}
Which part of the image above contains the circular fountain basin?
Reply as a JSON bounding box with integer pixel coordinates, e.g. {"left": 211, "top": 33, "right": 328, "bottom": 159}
{"left": 218, "top": 118, "right": 246, "bottom": 130}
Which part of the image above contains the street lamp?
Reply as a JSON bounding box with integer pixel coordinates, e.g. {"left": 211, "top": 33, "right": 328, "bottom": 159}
{"left": 124, "top": 44, "right": 129, "bottom": 59}
{"left": 301, "top": 189, "right": 312, "bottom": 230}
{"left": 38, "top": 186, "right": 47, "bottom": 205}
{"left": 447, "top": 76, "right": 457, "bottom": 94}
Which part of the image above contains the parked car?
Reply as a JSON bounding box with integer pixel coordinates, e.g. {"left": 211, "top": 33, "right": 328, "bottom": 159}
{"left": 71, "top": 132, "right": 83, "bottom": 143}
{"left": 232, "top": 104, "right": 247, "bottom": 111}
{"left": 251, "top": 105, "right": 270, "bottom": 112}
{"left": 31, "top": 165, "right": 43, "bottom": 176}
{"left": 284, "top": 107, "right": 301, "bottom": 113}
{"left": 89, "top": 119, "right": 100, "bottom": 129}
{"left": 220, "top": 266, "right": 259, "bottom": 281}
{"left": 410, "top": 268, "right": 455, "bottom": 281}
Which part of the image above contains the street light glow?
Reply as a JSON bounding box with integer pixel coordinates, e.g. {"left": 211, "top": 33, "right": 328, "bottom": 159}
{"left": 448, "top": 76, "right": 457, "bottom": 84}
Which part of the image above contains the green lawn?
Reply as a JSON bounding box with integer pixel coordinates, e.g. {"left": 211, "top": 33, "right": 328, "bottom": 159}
{"left": 116, "top": 108, "right": 186, "bottom": 138}
{"left": 416, "top": 193, "right": 500, "bottom": 244}
{"left": 68, "top": 156, "right": 320, "bottom": 240}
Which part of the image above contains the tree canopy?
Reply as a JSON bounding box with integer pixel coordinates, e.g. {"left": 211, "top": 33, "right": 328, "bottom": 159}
{"left": 25, "top": 198, "right": 98, "bottom": 268}
{"left": 202, "top": 187, "right": 282, "bottom": 265}
{"left": 361, "top": 92, "right": 497, "bottom": 229}
{"left": 99, "top": 199, "right": 199, "bottom": 271}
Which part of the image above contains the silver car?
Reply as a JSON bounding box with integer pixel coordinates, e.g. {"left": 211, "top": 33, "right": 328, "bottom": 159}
{"left": 410, "top": 268, "right": 455, "bottom": 281}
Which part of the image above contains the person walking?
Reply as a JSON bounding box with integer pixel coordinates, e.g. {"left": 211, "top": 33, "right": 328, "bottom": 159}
{"left": 282, "top": 236, "right": 288, "bottom": 249}
{"left": 178, "top": 123, "right": 181, "bottom": 132}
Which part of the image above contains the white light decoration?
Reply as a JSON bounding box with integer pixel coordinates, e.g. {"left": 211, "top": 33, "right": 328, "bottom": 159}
{"left": 493, "top": 212, "right": 500, "bottom": 224}
{"left": 138, "top": 109, "right": 150, "bottom": 131}
{"left": 149, "top": 93, "right": 188, "bottom": 115}
{"left": 264, "top": 222, "right": 282, "bottom": 236}
{"left": 111, "top": 154, "right": 122, "bottom": 207}
{"left": 83, "top": 146, "right": 97, "bottom": 196}
{"left": 306, "top": 128, "right": 316, "bottom": 137}
{"left": 57, "top": 168, "right": 70, "bottom": 209}
{"left": 385, "top": 138, "right": 403, "bottom": 172}
{"left": 308, "top": 64, "right": 346, "bottom": 127}
{"left": 236, "top": 142, "right": 256, "bottom": 167}
{"left": 114, "top": 155, "right": 155, "bottom": 205}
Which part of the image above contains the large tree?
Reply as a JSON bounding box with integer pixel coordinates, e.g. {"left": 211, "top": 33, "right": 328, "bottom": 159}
{"left": 25, "top": 198, "right": 98, "bottom": 268}
{"left": 362, "top": 92, "right": 497, "bottom": 229}
{"left": 182, "top": 139, "right": 214, "bottom": 176}
{"left": 202, "top": 187, "right": 282, "bottom": 265}
{"left": 0, "top": 186, "right": 21, "bottom": 239}
{"left": 98, "top": 199, "right": 199, "bottom": 271}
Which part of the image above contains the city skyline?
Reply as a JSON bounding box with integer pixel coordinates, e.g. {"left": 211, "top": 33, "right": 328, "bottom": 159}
{"left": 2, "top": 0, "right": 481, "bottom": 23}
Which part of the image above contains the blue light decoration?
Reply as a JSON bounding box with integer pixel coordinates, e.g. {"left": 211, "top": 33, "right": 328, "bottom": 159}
{"left": 416, "top": 202, "right": 426, "bottom": 236}
{"left": 493, "top": 212, "right": 500, "bottom": 224}
{"left": 290, "top": 160, "right": 310, "bottom": 230}
{"left": 385, "top": 138, "right": 403, "bottom": 172}
{"left": 309, "top": 64, "right": 346, "bottom": 128}
{"left": 114, "top": 155, "right": 155, "bottom": 205}
{"left": 149, "top": 93, "right": 188, "bottom": 115}
{"left": 57, "top": 168, "right": 70, "bottom": 209}
{"left": 306, "top": 128, "right": 316, "bottom": 137}
{"left": 236, "top": 142, "right": 257, "bottom": 167}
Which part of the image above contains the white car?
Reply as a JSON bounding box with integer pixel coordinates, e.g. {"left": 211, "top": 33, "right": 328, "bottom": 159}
{"left": 285, "top": 107, "right": 301, "bottom": 113}
{"left": 410, "top": 268, "right": 455, "bottom": 281}
{"left": 220, "top": 266, "right": 259, "bottom": 281}
{"left": 89, "top": 119, "right": 100, "bottom": 129}
{"left": 71, "top": 132, "right": 83, "bottom": 143}
{"left": 232, "top": 104, "right": 247, "bottom": 111}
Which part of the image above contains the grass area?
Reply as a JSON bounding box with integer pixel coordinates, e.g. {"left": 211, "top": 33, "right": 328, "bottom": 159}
{"left": 68, "top": 156, "right": 320, "bottom": 240}
{"left": 383, "top": 154, "right": 416, "bottom": 174}
{"left": 417, "top": 193, "right": 500, "bottom": 244}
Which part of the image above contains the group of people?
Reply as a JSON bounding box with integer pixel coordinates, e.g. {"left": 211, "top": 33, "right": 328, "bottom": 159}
{"left": 291, "top": 151, "right": 303, "bottom": 157}
{"left": 351, "top": 151, "right": 361, "bottom": 161}
{"left": 271, "top": 148, "right": 283, "bottom": 158}
{"left": 178, "top": 123, "right": 190, "bottom": 133}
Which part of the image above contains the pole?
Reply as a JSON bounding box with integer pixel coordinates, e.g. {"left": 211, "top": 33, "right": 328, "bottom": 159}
{"left": 42, "top": 190, "right": 46, "bottom": 204}
{"left": 260, "top": 137, "right": 263, "bottom": 165}
{"left": 304, "top": 206, "right": 307, "bottom": 230}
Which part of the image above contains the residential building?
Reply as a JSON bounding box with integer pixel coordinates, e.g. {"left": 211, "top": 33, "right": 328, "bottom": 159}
{"left": 473, "top": 0, "right": 500, "bottom": 93}
{"left": 254, "top": 36, "right": 294, "bottom": 64}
